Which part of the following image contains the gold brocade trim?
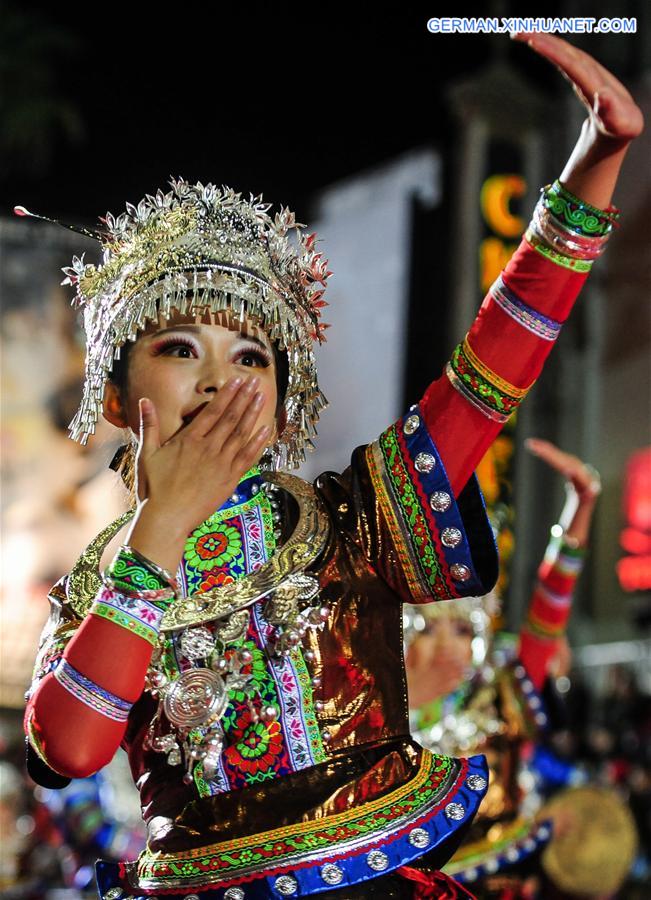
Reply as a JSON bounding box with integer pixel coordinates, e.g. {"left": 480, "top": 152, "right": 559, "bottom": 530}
{"left": 462, "top": 337, "right": 531, "bottom": 398}
{"left": 65, "top": 473, "right": 330, "bottom": 631}
{"left": 366, "top": 441, "right": 428, "bottom": 600}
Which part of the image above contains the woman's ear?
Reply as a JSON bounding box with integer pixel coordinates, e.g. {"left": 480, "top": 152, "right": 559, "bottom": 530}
{"left": 103, "top": 381, "right": 129, "bottom": 428}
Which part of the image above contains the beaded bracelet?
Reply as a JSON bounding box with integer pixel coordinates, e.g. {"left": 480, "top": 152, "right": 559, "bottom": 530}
{"left": 531, "top": 205, "right": 611, "bottom": 261}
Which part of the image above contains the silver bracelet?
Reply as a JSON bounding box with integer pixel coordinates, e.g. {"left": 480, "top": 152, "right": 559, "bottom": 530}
{"left": 531, "top": 204, "right": 612, "bottom": 261}
{"left": 118, "top": 544, "right": 179, "bottom": 594}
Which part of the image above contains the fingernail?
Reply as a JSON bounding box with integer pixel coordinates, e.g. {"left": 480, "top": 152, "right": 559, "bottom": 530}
{"left": 253, "top": 392, "right": 264, "bottom": 407}
{"left": 231, "top": 377, "right": 243, "bottom": 388}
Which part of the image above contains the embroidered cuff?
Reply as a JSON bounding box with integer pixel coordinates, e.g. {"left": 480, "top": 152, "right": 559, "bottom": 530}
{"left": 490, "top": 274, "right": 563, "bottom": 342}
{"left": 105, "top": 545, "right": 177, "bottom": 600}
{"left": 53, "top": 658, "right": 133, "bottom": 722}
{"left": 367, "top": 405, "right": 497, "bottom": 600}
{"left": 91, "top": 583, "right": 166, "bottom": 647}
{"left": 446, "top": 336, "right": 533, "bottom": 423}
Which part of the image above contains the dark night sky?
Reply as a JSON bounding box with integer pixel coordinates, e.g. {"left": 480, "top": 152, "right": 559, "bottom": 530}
{"left": 2, "top": 1, "right": 646, "bottom": 222}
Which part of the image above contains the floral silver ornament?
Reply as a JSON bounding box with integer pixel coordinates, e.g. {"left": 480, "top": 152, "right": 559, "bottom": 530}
{"left": 403, "top": 414, "right": 420, "bottom": 435}
{"left": 408, "top": 827, "right": 430, "bottom": 848}
{"left": 163, "top": 669, "right": 228, "bottom": 728}
{"left": 441, "top": 527, "right": 463, "bottom": 548}
{"left": 179, "top": 626, "right": 216, "bottom": 661}
{"left": 414, "top": 453, "right": 436, "bottom": 474}
{"left": 466, "top": 774, "right": 487, "bottom": 792}
{"left": 445, "top": 802, "right": 466, "bottom": 820}
{"left": 274, "top": 874, "right": 298, "bottom": 895}
{"left": 429, "top": 491, "right": 451, "bottom": 512}
{"left": 320, "top": 863, "right": 344, "bottom": 885}
{"left": 367, "top": 850, "right": 389, "bottom": 871}
{"left": 450, "top": 563, "right": 471, "bottom": 582}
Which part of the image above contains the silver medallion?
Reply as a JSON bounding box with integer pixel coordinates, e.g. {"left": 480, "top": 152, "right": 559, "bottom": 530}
{"left": 414, "top": 452, "right": 436, "bottom": 474}
{"left": 445, "top": 802, "right": 465, "bottom": 820}
{"left": 274, "top": 874, "right": 298, "bottom": 895}
{"left": 408, "top": 827, "right": 430, "bottom": 848}
{"left": 224, "top": 890, "right": 246, "bottom": 900}
{"left": 429, "top": 491, "right": 451, "bottom": 512}
{"left": 403, "top": 414, "right": 420, "bottom": 435}
{"left": 163, "top": 669, "right": 227, "bottom": 728}
{"left": 441, "top": 527, "right": 463, "bottom": 548}
{"left": 103, "top": 891, "right": 124, "bottom": 900}
{"left": 466, "top": 774, "right": 487, "bottom": 792}
{"left": 180, "top": 626, "right": 215, "bottom": 661}
{"left": 367, "top": 849, "right": 389, "bottom": 871}
{"left": 450, "top": 563, "right": 470, "bottom": 582}
{"left": 320, "top": 863, "right": 344, "bottom": 885}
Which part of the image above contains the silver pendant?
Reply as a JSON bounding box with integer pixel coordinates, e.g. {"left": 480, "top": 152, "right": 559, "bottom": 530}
{"left": 163, "top": 669, "right": 228, "bottom": 728}
{"left": 179, "top": 626, "right": 216, "bottom": 661}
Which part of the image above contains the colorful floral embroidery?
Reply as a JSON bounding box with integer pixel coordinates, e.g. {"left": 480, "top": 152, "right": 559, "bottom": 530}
{"left": 223, "top": 711, "right": 284, "bottom": 777}
{"left": 185, "top": 522, "right": 243, "bottom": 572}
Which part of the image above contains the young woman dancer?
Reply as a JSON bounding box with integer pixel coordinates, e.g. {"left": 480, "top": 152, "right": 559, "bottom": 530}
{"left": 23, "top": 34, "right": 642, "bottom": 899}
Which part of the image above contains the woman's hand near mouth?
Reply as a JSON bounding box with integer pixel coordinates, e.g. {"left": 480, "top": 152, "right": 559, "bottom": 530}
{"left": 125, "top": 376, "right": 271, "bottom": 575}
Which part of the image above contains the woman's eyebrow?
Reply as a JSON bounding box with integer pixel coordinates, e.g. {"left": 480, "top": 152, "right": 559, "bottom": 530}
{"left": 237, "top": 332, "right": 271, "bottom": 350}
{"left": 151, "top": 324, "right": 203, "bottom": 337}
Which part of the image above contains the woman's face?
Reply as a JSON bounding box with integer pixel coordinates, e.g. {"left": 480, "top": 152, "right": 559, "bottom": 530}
{"left": 406, "top": 616, "right": 474, "bottom": 705}
{"left": 103, "top": 309, "right": 279, "bottom": 451}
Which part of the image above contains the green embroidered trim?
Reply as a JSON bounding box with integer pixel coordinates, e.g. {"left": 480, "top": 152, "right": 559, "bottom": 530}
{"left": 525, "top": 229, "right": 593, "bottom": 272}
{"left": 91, "top": 602, "right": 159, "bottom": 646}
{"left": 378, "top": 425, "right": 453, "bottom": 600}
{"left": 449, "top": 343, "right": 526, "bottom": 419}
{"left": 135, "top": 751, "right": 456, "bottom": 885}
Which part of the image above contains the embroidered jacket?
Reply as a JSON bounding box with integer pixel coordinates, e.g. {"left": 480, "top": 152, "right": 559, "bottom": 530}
{"left": 25, "top": 198, "right": 596, "bottom": 898}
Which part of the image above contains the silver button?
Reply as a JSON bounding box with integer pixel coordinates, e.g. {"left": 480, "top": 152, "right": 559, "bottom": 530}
{"left": 403, "top": 414, "right": 420, "bottom": 435}
{"left": 441, "top": 527, "right": 463, "bottom": 548}
{"left": 183, "top": 895, "right": 201, "bottom": 900}
{"left": 224, "top": 890, "right": 246, "bottom": 900}
{"left": 321, "top": 863, "right": 344, "bottom": 885}
{"left": 367, "top": 849, "right": 389, "bottom": 871}
{"left": 274, "top": 874, "right": 298, "bottom": 896}
{"left": 466, "top": 774, "right": 487, "bottom": 792}
{"left": 429, "top": 491, "right": 451, "bottom": 512}
{"left": 450, "top": 564, "right": 471, "bottom": 581}
{"left": 464, "top": 868, "right": 478, "bottom": 882}
{"left": 484, "top": 858, "right": 499, "bottom": 873}
{"left": 535, "top": 712, "right": 547, "bottom": 726}
{"left": 445, "top": 802, "right": 466, "bottom": 820}
{"left": 524, "top": 838, "right": 537, "bottom": 852}
{"left": 408, "top": 827, "right": 430, "bottom": 848}
{"left": 506, "top": 847, "right": 520, "bottom": 862}
{"left": 103, "top": 891, "right": 124, "bottom": 900}
{"left": 414, "top": 452, "right": 436, "bottom": 474}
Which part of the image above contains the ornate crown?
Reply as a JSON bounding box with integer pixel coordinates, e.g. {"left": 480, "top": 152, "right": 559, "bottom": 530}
{"left": 61, "top": 178, "right": 332, "bottom": 468}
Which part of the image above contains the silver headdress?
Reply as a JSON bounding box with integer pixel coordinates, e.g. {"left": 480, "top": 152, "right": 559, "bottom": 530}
{"left": 58, "top": 178, "right": 332, "bottom": 468}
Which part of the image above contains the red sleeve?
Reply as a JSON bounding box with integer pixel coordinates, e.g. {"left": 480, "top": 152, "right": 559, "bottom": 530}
{"left": 422, "top": 238, "right": 589, "bottom": 496}
{"left": 518, "top": 541, "right": 585, "bottom": 690}
{"left": 25, "top": 614, "right": 154, "bottom": 779}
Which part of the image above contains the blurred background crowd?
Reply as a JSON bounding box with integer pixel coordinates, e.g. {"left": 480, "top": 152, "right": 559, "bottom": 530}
{"left": 1, "top": 1, "right": 649, "bottom": 897}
